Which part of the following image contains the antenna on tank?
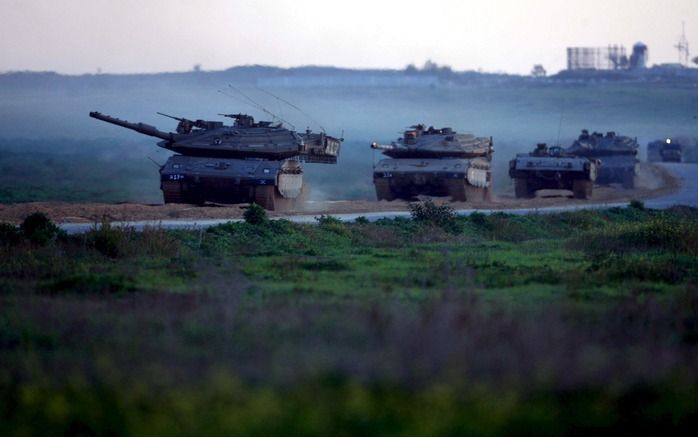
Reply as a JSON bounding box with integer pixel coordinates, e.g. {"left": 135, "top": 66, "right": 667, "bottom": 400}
{"left": 255, "top": 87, "right": 326, "bottom": 133}
{"left": 219, "top": 86, "right": 296, "bottom": 130}
{"left": 147, "top": 156, "right": 162, "bottom": 168}
{"left": 555, "top": 109, "right": 565, "bottom": 147}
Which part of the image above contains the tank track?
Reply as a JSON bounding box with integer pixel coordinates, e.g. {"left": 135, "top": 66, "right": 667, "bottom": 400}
{"left": 374, "top": 179, "right": 396, "bottom": 201}
{"left": 572, "top": 180, "right": 592, "bottom": 199}
{"left": 254, "top": 185, "right": 307, "bottom": 211}
{"left": 514, "top": 178, "right": 533, "bottom": 198}
{"left": 161, "top": 181, "right": 185, "bottom": 203}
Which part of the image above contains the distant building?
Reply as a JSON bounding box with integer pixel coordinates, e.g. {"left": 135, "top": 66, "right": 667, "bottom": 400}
{"left": 566, "top": 45, "right": 628, "bottom": 71}
{"left": 629, "top": 42, "right": 648, "bottom": 69}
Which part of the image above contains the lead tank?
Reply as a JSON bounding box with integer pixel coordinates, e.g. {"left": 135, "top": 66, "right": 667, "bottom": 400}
{"left": 566, "top": 130, "right": 638, "bottom": 188}
{"left": 509, "top": 143, "right": 598, "bottom": 199}
{"left": 89, "top": 111, "right": 342, "bottom": 210}
{"left": 371, "top": 124, "right": 493, "bottom": 201}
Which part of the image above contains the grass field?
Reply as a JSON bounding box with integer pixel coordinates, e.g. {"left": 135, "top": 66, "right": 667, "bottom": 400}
{"left": 1, "top": 204, "right": 697, "bottom": 434}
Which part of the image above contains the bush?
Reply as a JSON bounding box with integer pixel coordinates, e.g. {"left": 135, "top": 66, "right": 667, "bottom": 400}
{"left": 409, "top": 200, "right": 458, "bottom": 231}
{"left": 315, "top": 215, "right": 343, "bottom": 226}
{"left": 88, "top": 218, "right": 132, "bottom": 258}
{"left": 20, "top": 212, "right": 60, "bottom": 245}
{"left": 0, "top": 223, "right": 21, "bottom": 246}
{"left": 468, "top": 211, "right": 489, "bottom": 228}
{"left": 354, "top": 216, "right": 369, "bottom": 224}
{"left": 629, "top": 199, "right": 645, "bottom": 210}
{"left": 315, "top": 215, "right": 350, "bottom": 237}
{"left": 243, "top": 203, "right": 268, "bottom": 225}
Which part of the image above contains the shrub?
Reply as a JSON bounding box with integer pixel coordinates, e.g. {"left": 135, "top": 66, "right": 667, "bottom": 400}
{"left": 0, "top": 223, "right": 21, "bottom": 246}
{"left": 468, "top": 211, "right": 489, "bottom": 228}
{"left": 409, "top": 200, "right": 458, "bottom": 231}
{"left": 20, "top": 212, "right": 60, "bottom": 245}
{"left": 140, "top": 225, "right": 179, "bottom": 257}
{"left": 315, "top": 215, "right": 343, "bottom": 226}
{"left": 354, "top": 216, "right": 369, "bottom": 224}
{"left": 88, "top": 218, "right": 132, "bottom": 258}
{"left": 629, "top": 199, "right": 645, "bottom": 210}
{"left": 315, "top": 215, "right": 350, "bottom": 237}
{"left": 243, "top": 203, "right": 268, "bottom": 225}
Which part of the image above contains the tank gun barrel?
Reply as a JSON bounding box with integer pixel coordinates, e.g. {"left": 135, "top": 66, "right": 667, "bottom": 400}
{"left": 370, "top": 142, "right": 396, "bottom": 151}
{"left": 89, "top": 111, "right": 173, "bottom": 141}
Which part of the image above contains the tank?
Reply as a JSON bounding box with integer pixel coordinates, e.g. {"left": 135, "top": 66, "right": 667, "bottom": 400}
{"left": 89, "top": 111, "right": 342, "bottom": 210}
{"left": 509, "top": 143, "right": 599, "bottom": 199}
{"left": 648, "top": 138, "right": 683, "bottom": 163}
{"left": 566, "top": 130, "right": 638, "bottom": 188}
{"left": 370, "top": 124, "right": 493, "bottom": 201}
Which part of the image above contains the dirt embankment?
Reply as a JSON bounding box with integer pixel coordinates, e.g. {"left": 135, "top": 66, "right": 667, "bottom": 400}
{"left": 0, "top": 163, "right": 678, "bottom": 224}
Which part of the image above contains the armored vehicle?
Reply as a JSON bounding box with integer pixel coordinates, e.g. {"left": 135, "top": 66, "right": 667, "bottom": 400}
{"left": 567, "top": 130, "right": 638, "bottom": 188}
{"left": 509, "top": 143, "right": 598, "bottom": 199}
{"left": 371, "top": 124, "right": 493, "bottom": 201}
{"left": 647, "top": 138, "right": 683, "bottom": 162}
{"left": 89, "top": 111, "right": 342, "bottom": 210}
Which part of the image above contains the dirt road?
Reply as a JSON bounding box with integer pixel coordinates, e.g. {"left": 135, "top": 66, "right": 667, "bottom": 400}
{"left": 0, "top": 163, "right": 681, "bottom": 225}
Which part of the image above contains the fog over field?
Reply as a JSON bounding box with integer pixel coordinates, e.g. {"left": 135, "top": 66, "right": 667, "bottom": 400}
{"left": 1, "top": 69, "right": 697, "bottom": 203}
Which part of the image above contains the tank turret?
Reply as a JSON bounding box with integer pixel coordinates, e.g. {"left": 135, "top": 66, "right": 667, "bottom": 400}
{"left": 371, "top": 124, "right": 493, "bottom": 202}
{"left": 566, "top": 129, "right": 638, "bottom": 188}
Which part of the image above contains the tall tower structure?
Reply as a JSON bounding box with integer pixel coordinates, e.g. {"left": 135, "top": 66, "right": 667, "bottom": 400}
{"left": 675, "top": 22, "right": 690, "bottom": 66}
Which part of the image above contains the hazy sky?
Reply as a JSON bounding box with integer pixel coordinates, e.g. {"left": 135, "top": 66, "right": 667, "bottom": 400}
{"left": 1, "top": 0, "right": 696, "bottom": 75}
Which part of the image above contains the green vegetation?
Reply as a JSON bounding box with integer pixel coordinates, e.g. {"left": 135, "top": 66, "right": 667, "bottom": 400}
{"left": 243, "top": 202, "right": 269, "bottom": 225}
{"left": 1, "top": 206, "right": 698, "bottom": 434}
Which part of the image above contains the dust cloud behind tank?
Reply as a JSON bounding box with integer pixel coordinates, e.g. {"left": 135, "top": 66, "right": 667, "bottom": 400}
{"left": 89, "top": 111, "right": 342, "bottom": 210}
{"left": 370, "top": 124, "right": 493, "bottom": 202}
{"left": 566, "top": 130, "right": 639, "bottom": 188}
{"left": 509, "top": 143, "right": 598, "bottom": 199}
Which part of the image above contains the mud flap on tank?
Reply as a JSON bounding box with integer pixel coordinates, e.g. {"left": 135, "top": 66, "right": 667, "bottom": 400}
{"left": 572, "top": 180, "right": 593, "bottom": 199}
{"left": 374, "top": 179, "right": 396, "bottom": 201}
{"left": 161, "top": 181, "right": 185, "bottom": 203}
{"left": 278, "top": 173, "right": 303, "bottom": 198}
{"left": 466, "top": 167, "right": 489, "bottom": 188}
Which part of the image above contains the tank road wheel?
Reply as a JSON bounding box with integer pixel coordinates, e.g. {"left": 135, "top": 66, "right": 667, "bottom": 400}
{"left": 161, "top": 181, "right": 185, "bottom": 204}
{"left": 374, "top": 179, "right": 396, "bottom": 201}
{"left": 444, "top": 179, "right": 467, "bottom": 201}
{"left": 572, "top": 180, "right": 592, "bottom": 199}
{"left": 514, "top": 178, "right": 532, "bottom": 198}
